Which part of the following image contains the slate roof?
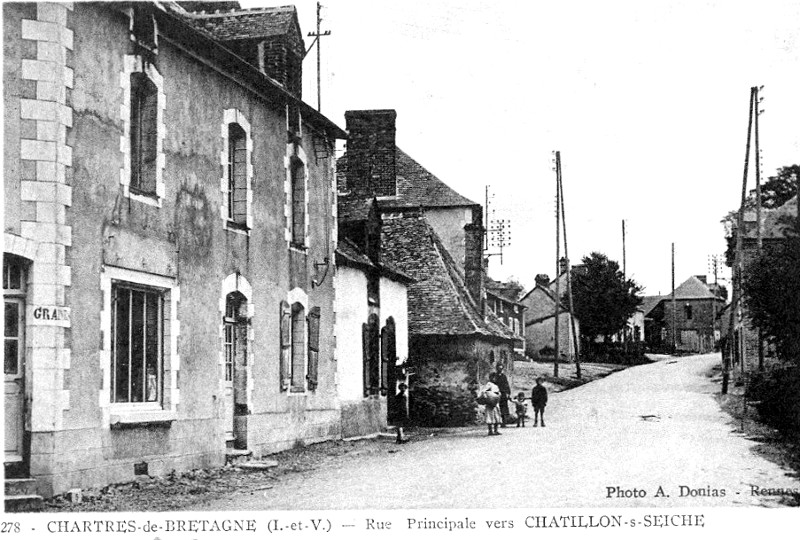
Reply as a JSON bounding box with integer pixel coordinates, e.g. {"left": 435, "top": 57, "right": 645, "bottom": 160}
{"left": 672, "top": 276, "right": 716, "bottom": 300}
{"left": 337, "top": 197, "right": 374, "bottom": 223}
{"left": 485, "top": 278, "right": 525, "bottom": 305}
{"left": 180, "top": 5, "right": 300, "bottom": 42}
{"left": 335, "top": 237, "right": 373, "bottom": 269}
{"left": 380, "top": 215, "right": 514, "bottom": 340}
{"left": 337, "top": 148, "right": 478, "bottom": 209}
{"left": 641, "top": 295, "right": 664, "bottom": 317}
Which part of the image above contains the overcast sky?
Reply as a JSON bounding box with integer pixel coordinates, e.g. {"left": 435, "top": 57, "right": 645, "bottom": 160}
{"left": 244, "top": 0, "right": 800, "bottom": 296}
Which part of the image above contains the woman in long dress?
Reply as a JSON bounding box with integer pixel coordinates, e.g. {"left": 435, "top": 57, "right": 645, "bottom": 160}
{"left": 483, "top": 373, "right": 502, "bottom": 436}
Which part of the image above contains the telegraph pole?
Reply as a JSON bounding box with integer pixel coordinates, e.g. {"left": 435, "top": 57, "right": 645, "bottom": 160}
{"left": 671, "top": 243, "right": 676, "bottom": 353}
{"left": 725, "top": 86, "right": 756, "bottom": 395}
{"left": 754, "top": 85, "right": 765, "bottom": 372}
{"left": 622, "top": 219, "right": 627, "bottom": 280}
{"left": 306, "top": 2, "right": 331, "bottom": 112}
{"left": 559, "top": 164, "right": 581, "bottom": 379}
{"left": 553, "top": 151, "right": 562, "bottom": 378}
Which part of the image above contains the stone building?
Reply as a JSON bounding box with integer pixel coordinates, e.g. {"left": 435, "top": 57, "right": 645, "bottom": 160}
{"left": 3, "top": 1, "right": 347, "bottom": 498}
{"left": 485, "top": 278, "right": 526, "bottom": 353}
{"left": 336, "top": 110, "right": 516, "bottom": 426}
{"left": 519, "top": 274, "right": 580, "bottom": 359}
{"left": 643, "top": 276, "right": 727, "bottom": 353}
{"left": 724, "top": 195, "right": 797, "bottom": 369}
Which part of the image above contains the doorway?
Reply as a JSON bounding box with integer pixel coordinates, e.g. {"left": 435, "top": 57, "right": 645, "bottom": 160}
{"left": 223, "top": 291, "right": 249, "bottom": 449}
{"left": 4, "top": 255, "right": 28, "bottom": 475}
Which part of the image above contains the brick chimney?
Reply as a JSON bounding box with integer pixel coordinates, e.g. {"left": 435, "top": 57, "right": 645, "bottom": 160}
{"left": 559, "top": 257, "right": 569, "bottom": 276}
{"left": 464, "top": 212, "right": 485, "bottom": 315}
{"left": 535, "top": 274, "right": 550, "bottom": 287}
{"left": 344, "top": 110, "right": 397, "bottom": 199}
{"left": 259, "top": 35, "right": 303, "bottom": 98}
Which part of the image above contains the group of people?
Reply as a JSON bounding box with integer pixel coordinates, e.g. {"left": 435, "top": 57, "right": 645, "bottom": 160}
{"left": 481, "top": 363, "right": 548, "bottom": 436}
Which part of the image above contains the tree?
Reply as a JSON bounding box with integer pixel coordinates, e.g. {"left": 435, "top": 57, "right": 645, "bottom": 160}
{"left": 569, "top": 252, "right": 643, "bottom": 343}
{"left": 741, "top": 220, "right": 800, "bottom": 363}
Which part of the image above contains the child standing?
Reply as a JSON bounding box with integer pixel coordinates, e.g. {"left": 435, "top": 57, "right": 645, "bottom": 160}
{"left": 390, "top": 383, "right": 409, "bottom": 444}
{"left": 513, "top": 392, "right": 527, "bottom": 427}
{"left": 482, "top": 373, "right": 502, "bottom": 436}
{"left": 531, "top": 377, "right": 548, "bottom": 427}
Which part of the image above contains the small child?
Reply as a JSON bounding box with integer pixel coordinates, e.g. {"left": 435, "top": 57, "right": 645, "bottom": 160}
{"left": 514, "top": 392, "right": 527, "bottom": 427}
{"left": 531, "top": 377, "right": 548, "bottom": 427}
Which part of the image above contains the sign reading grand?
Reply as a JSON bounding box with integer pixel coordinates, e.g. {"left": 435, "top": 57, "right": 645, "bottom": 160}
{"left": 27, "top": 305, "right": 71, "bottom": 327}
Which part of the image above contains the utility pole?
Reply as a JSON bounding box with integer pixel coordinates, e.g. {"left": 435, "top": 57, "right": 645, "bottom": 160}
{"left": 622, "top": 219, "right": 628, "bottom": 350}
{"left": 754, "top": 85, "right": 765, "bottom": 372}
{"left": 306, "top": 2, "right": 331, "bottom": 112}
{"left": 553, "top": 151, "right": 562, "bottom": 378}
{"left": 559, "top": 163, "right": 581, "bottom": 379}
{"left": 709, "top": 254, "right": 722, "bottom": 350}
{"left": 671, "top": 243, "right": 676, "bottom": 353}
{"left": 622, "top": 219, "right": 627, "bottom": 281}
{"left": 725, "top": 86, "right": 756, "bottom": 395}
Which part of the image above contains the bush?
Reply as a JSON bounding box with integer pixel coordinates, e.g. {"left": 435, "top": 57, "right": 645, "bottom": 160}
{"left": 746, "top": 367, "right": 800, "bottom": 433}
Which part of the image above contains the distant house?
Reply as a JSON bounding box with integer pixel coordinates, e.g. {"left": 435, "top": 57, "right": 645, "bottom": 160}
{"left": 725, "top": 195, "right": 797, "bottom": 367}
{"left": 335, "top": 198, "right": 413, "bottom": 438}
{"left": 519, "top": 274, "right": 580, "bottom": 359}
{"left": 336, "top": 110, "right": 516, "bottom": 426}
{"left": 644, "top": 276, "right": 727, "bottom": 353}
{"left": 485, "top": 278, "right": 526, "bottom": 353}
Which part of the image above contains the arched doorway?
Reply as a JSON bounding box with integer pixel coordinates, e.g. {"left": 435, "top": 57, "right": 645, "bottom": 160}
{"left": 223, "top": 290, "right": 249, "bottom": 449}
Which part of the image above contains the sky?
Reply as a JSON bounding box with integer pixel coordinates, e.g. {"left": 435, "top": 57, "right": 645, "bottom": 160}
{"left": 243, "top": 0, "right": 800, "bottom": 297}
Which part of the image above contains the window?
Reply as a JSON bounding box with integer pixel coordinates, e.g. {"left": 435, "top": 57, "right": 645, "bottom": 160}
{"left": 290, "top": 160, "right": 306, "bottom": 246}
{"left": 290, "top": 303, "right": 306, "bottom": 392}
{"left": 129, "top": 72, "right": 158, "bottom": 195}
{"left": 4, "top": 256, "right": 28, "bottom": 376}
{"left": 227, "top": 124, "right": 248, "bottom": 227}
{"left": 224, "top": 292, "right": 246, "bottom": 382}
{"left": 684, "top": 304, "right": 693, "bottom": 321}
{"left": 112, "top": 284, "right": 163, "bottom": 403}
{"left": 307, "top": 307, "right": 320, "bottom": 391}
{"left": 278, "top": 301, "right": 307, "bottom": 393}
{"left": 279, "top": 301, "right": 291, "bottom": 391}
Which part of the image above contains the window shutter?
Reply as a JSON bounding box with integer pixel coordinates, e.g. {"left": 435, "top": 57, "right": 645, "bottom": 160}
{"left": 362, "top": 322, "right": 370, "bottom": 397}
{"left": 279, "top": 301, "right": 291, "bottom": 391}
{"left": 306, "top": 307, "right": 320, "bottom": 391}
{"left": 380, "top": 326, "right": 389, "bottom": 395}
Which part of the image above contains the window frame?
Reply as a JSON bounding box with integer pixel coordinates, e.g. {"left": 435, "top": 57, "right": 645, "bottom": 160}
{"left": 110, "top": 281, "right": 165, "bottom": 407}
{"left": 289, "top": 158, "right": 307, "bottom": 248}
{"left": 129, "top": 72, "right": 159, "bottom": 197}
{"left": 121, "top": 55, "right": 165, "bottom": 208}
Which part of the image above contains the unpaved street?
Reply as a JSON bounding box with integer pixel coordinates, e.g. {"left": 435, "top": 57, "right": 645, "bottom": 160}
{"left": 191, "top": 354, "right": 800, "bottom": 510}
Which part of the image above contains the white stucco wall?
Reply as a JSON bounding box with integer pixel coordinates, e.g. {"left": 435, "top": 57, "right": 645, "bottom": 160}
{"left": 334, "top": 266, "right": 369, "bottom": 402}
{"left": 379, "top": 276, "right": 409, "bottom": 364}
{"left": 526, "top": 313, "right": 580, "bottom": 358}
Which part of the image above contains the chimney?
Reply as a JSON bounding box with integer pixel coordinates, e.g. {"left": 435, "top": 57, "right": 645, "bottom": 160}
{"left": 344, "top": 110, "right": 397, "bottom": 199}
{"left": 535, "top": 274, "right": 550, "bottom": 287}
{"left": 559, "top": 257, "right": 569, "bottom": 276}
{"left": 259, "top": 35, "right": 303, "bottom": 98}
{"left": 464, "top": 222, "right": 485, "bottom": 315}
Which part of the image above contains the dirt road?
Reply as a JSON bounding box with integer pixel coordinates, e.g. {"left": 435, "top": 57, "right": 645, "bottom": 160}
{"left": 189, "top": 354, "right": 800, "bottom": 510}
